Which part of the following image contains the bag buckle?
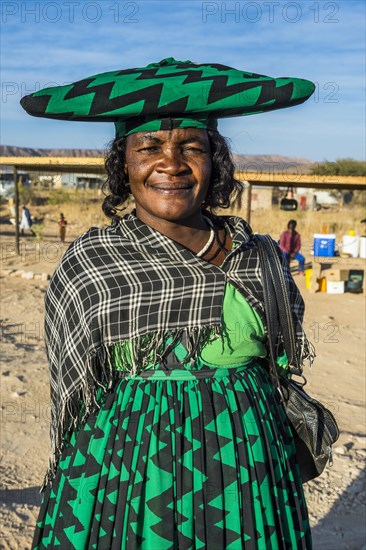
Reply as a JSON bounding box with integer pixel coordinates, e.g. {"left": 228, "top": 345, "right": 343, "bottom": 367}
{"left": 327, "top": 445, "right": 334, "bottom": 467}
{"left": 289, "top": 370, "right": 307, "bottom": 388}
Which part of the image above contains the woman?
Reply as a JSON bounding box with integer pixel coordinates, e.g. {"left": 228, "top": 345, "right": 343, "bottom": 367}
{"left": 21, "top": 58, "right": 315, "bottom": 549}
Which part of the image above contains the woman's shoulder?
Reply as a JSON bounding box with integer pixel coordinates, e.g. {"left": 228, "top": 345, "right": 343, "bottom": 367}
{"left": 209, "top": 213, "right": 255, "bottom": 245}
{"left": 63, "top": 219, "right": 123, "bottom": 255}
{"left": 48, "top": 223, "right": 118, "bottom": 285}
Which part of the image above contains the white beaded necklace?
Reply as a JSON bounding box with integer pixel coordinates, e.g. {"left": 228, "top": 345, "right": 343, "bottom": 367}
{"left": 195, "top": 216, "right": 215, "bottom": 258}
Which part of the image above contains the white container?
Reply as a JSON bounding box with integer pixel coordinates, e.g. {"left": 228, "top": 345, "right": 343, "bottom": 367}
{"left": 327, "top": 281, "right": 345, "bottom": 294}
{"left": 342, "top": 235, "right": 360, "bottom": 258}
{"left": 360, "top": 237, "right": 366, "bottom": 259}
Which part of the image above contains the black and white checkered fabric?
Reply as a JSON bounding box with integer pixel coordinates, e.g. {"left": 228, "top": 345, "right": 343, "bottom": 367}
{"left": 44, "top": 210, "right": 314, "bottom": 477}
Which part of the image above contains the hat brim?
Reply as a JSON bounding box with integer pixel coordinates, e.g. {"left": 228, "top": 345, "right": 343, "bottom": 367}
{"left": 20, "top": 59, "right": 315, "bottom": 134}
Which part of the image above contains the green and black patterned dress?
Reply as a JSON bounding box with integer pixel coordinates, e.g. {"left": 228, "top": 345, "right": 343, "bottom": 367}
{"left": 33, "top": 283, "right": 312, "bottom": 549}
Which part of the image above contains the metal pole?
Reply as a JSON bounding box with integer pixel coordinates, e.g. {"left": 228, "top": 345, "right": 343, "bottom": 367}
{"left": 245, "top": 181, "right": 252, "bottom": 224}
{"left": 14, "top": 167, "right": 20, "bottom": 255}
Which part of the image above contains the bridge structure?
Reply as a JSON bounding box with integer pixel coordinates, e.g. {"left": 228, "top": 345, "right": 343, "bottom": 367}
{"left": 1, "top": 156, "right": 365, "bottom": 253}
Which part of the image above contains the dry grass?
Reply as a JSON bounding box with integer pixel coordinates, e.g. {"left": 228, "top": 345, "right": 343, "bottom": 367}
{"left": 2, "top": 189, "right": 365, "bottom": 248}
{"left": 226, "top": 204, "right": 366, "bottom": 244}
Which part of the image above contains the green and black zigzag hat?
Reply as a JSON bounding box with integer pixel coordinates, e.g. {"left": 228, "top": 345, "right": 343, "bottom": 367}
{"left": 20, "top": 57, "right": 315, "bottom": 137}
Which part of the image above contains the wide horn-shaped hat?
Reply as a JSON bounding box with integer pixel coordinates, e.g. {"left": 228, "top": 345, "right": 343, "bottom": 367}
{"left": 20, "top": 57, "right": 315, "bottom": 137}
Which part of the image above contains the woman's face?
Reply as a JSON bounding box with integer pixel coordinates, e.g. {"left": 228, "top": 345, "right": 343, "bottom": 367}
{"left": 124, "top": 128, "right": 212, "bottom": 226}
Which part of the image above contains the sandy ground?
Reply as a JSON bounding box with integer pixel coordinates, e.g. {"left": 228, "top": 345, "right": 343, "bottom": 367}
{"left": 0, "top": 224, "right": 365, "bottom": 550}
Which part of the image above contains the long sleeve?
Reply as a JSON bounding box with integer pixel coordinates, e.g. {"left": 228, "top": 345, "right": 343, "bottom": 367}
{"left": 279, "top": 231, "right": 289, "bottom": 253}
{"left": 293, "top": 232, "right": 301, "bottom": 254}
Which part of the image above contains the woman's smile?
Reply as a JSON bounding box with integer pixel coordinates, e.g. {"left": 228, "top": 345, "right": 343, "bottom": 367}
{"left": 146, "top": 181, "right": 195, "bottom": 195}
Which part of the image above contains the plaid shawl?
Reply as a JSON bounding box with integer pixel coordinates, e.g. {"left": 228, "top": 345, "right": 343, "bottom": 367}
{"left": 44, "top": 210, "right": 314, "bottom": 483}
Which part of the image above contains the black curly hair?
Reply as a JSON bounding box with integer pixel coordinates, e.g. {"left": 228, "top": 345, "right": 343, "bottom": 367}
{"left": 102, "top": 129, "right": 243, "bottom": 218}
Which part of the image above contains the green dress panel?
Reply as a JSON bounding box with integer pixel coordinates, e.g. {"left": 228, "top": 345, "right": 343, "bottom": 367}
{"left": 33, "top": 283, "right": 311, "bottom": 550}
{"left": 112, "top": 282, "right": 268, "bottom": 370}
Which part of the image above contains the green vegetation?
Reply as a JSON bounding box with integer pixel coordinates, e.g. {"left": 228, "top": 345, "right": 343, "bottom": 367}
{"left": 310, "top": 158, "right": 366, "bottom": 176}
{"left": 18, "top": 180, "right": 34, "bottom": 205}
{"left": 47, "top": 189, "right": 74, "bottom": 205}
{"left": 31, "top": 222, "right": 45, "bottom": 240}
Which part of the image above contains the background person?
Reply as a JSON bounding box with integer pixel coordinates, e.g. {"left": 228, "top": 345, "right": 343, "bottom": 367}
{"left": 19, "top": 205, "right": 35, "bottom": 236}
{"left": 58, "top": 213, "right": 67, "bottom": 242}
{"left": 21, "top": 57, "right": 315, "bottom": 549}
{"left": 280, "top": 219, "right": 305, "bottom": 274}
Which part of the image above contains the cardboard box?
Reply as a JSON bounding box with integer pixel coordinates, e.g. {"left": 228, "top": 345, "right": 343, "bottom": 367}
{"left": 327, "top": 281, "right": 345, "bottom": 294}
{"left": 326, "top": 269, "right": 350, "bottom": 282}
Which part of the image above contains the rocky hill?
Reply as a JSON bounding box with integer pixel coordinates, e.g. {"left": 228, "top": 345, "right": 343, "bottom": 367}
{"left": 0, "top": 145, "right": 105, "bottom": 158}
{"left": 233, "top": 154, "right": 314, "bottom": 174}
{"left": 1, "top": 146, "right": 314, "bottom": 173}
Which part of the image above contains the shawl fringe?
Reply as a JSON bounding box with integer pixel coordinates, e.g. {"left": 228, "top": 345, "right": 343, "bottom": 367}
{"left": 266, "top": 320, "right": 316, "bottom": 399}
{"left": 41, "top": 324, "right": 221, "bottom": 491}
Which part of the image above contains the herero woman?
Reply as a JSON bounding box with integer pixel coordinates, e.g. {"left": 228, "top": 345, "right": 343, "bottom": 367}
{"left": 21, "top": 58, "right": 316, "bottom": 549}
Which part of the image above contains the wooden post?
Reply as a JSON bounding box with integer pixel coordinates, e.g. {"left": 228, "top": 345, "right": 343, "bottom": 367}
{"left": 245, "top": 181, "right": 252, "bottom": 224}
{"left": 14, "top": 167, "right": 20, "bottom": 255}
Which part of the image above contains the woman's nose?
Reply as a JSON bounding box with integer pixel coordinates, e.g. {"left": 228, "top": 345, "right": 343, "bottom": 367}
{"left": 155, "top": 148, "right": 189, "bottom": 174}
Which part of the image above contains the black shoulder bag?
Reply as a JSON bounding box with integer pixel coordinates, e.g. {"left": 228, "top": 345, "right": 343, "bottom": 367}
{"left": 255, "top": 234, "right": 340, "bottom": 483}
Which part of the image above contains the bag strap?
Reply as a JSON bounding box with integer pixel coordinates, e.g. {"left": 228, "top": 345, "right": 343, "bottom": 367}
{"left": 255, "top": 235, "right": 281, "bottom": 391}
{"left": 255, "top": 234, "right": 304, "bottom": 380}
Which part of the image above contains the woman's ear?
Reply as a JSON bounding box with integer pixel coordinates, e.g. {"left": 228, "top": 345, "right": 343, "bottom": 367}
{"left": 124, "top": 163, "right": 130, "bottom": 190}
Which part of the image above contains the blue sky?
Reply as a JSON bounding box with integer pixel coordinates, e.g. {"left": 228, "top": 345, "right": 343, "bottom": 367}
{"left": 1, "top": 0, "right": 365, "bottom": 160}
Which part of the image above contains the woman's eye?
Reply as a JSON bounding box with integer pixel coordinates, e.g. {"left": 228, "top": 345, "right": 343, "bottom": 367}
{"left": 184, "top": 146, "right": 204, "bottom": 153}
{"left": 138, "top": 146, "right": 159, "bottom": 152}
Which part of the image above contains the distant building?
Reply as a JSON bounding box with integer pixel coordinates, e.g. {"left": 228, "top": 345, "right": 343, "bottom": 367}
{"left": 61, "top": 173, "right": 104, "bottom": 189}
{"left": 250, "top": 187, "right": 273, "bottom": 210}
{"left": 0, "top": 171, "right": 31, "bottom": 198}
{"left": 30, "top": 172, "right": 104, "bottom": 190}
{"left": 295, "top": 187, "right": 339, "bottom": 208}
